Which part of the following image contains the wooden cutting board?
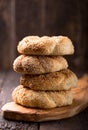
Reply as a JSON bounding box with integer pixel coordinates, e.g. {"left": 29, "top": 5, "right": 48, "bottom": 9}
{"left": 1, "top": 75, "right": 88, "bottom": 122}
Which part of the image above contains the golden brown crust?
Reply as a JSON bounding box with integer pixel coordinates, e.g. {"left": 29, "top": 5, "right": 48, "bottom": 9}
{"left": 20, "top": 69, "right": 78, "bottom": 91}
{"left": 12, "top": 85, "right": 73, "bottom": 109}
{"left": 13, "top": 55, "right": 68, "bottom": 74}
{"left": 17, "top": 36, "right": 74, "bottom": 55}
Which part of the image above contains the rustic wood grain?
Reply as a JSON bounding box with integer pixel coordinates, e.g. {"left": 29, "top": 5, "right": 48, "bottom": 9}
{"left": 2, "top": 75, "right": 88, "bottom": 122}
{"left": 15, "top": 0, "right": 42, "bottom": 41}
{"left": 0, "top": 118, "right": 39, "bottom": 130}
{"left": 0, "top": 71, "right": 6, "bottom": 117}
{"left": 0, "top": 71, "right": 39, "bottom": 130}
{"left": 40, "top": 108, "right": 88, "bottom": 130}
{"left": 0, "top": 71, "right": 19, "bottom": 109}
{"left": 0, "top": 0, "right": 16, "bottom": 69}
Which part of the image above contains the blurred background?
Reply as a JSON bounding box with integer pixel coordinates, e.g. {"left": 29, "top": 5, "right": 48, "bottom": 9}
{"left": 0, "top": 0, "right": 88, "bottom": 73}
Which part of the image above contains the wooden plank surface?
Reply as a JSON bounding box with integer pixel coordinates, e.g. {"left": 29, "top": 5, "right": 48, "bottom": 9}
{"left": 0, "top": 71, "right": 88, "bottom": 130}
{"left": 0, "top": 71, "right": 19, "bottom": 108}
{"left": 0, "top": 71, "right": 39, "bottom": 130}
{"left": 40, "top": 108, "right": 88, "bottom": 130}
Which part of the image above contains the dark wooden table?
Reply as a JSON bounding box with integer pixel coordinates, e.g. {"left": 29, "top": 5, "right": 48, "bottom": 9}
{"left": 0, "top": 70, "right": 88, "bottom": 130}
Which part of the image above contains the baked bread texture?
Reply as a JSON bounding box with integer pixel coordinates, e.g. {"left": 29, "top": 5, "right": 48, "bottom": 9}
{"left": 20, "top": 69, "right": 78, "bottom": 90}
{"left": 13, "top": 55, "right": 68, "bottom": 74}
{"left": 17, "top": 36, "right": 74, "bottom": 55}
{"left": 12, "top": 85, "right": 73, "bottom": 109}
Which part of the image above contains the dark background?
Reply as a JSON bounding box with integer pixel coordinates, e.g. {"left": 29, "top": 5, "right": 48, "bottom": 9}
{"left": 0, "top": 0, "right": 88, "bottom": 72}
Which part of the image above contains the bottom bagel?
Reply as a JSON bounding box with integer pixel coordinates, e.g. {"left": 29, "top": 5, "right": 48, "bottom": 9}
{"left": 12, "top": 85, "right": 73, "bottom": 109}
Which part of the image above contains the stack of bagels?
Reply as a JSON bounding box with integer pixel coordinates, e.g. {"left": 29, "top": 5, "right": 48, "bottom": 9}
{"left": 12, "top": 36, "right": 78, "bottom": 109}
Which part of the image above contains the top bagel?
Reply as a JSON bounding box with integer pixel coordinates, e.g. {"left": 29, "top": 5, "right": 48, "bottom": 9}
{"left": 17, "top": 36, "right": 74, "bottom": 55}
